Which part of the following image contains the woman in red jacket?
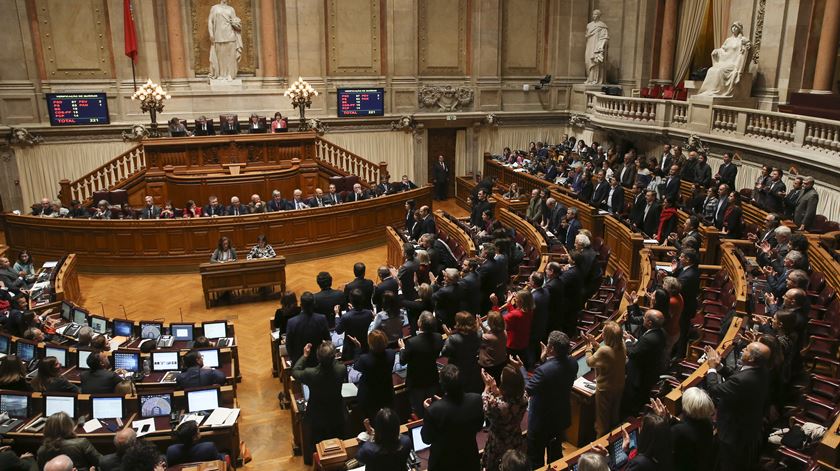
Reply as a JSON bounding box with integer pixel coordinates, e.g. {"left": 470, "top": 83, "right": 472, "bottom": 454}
{"left": 502, "top": 290, "right": 534, "bottom": 365}
{"left": 655, "top": 197, "right": 679, "bottom": 243}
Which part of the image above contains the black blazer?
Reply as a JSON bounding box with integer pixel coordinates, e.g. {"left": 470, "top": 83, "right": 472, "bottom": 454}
{"left": 663, "top": 175, "right": 681, "bottom": 201}
{"left": 526, "top": 355, "right": 578, "bottom": 434}
{"left": 432, "top": 162, "right": 450, "bottom": 183}
{"left": 723, "top": 205, "right": 744, "bottom": 239}
{"left": 314, "top": 289, "right": 347, "bottom": 326}
{"left": 641, "top": 203, "right": 662, "bottom": 238}
{"left": 717, "top": 163, "right": 737, "bottom": 188}
{"left": 706, "top": 366, "right": 769, "bottom": 446}
{"left": 355, "top": 350, "right": 396, "bottom": 416}
{"left": 225, "top": 204, "right": 250, "bottom": 216}
{"left": 630, "top": 193, "right": 646, "bottom": 227}
{"left": 344, "top": 191, "right": 369, "bottom": 202}
{"left": 324, "top": 193, "right": 342, "bottom": 206}
{"left": 422, "top": 216, "right": 437, "bottom": 236}
{"left": 285, "top": 312, "right": 331, "bottom": 367}
{"left": 193, "top": 121, "right": 215, "bottom": 136}
{"left": 477, "top": 257, "right": 506, "bottom": 312}
{"left": 675, "top": 264, "right": 701, "bottom": 317}
{"left": 672, "top": 417, "right": 714, "bottom": 471}
{"left": 470, "top": 200, "right": 491, "bottom": 227}
{"left": 203, "top": 204, "right": 226, "bottom": 217}
{"left": 80, "top": 369, "right": 122, "bottom": 394}
{"left": 344, "top": 277, "right": 375, "bottom": 310}
{"left": 626, "top": 327, "right": 666, "bottom": 390}
{"left": 764, "top": 180, "right": 786, "bottom": 213}
{"left": 373, "top": 277, "right": 400, "bottom": 309}
{"left": 558, "top": 266, "right": 584, "bottom": 333}
{"left": 421, "top": 393, "right": 484, "bottom": 471}
{"left": 530, "top": 286, "right": 551, "bottom": 345}
{"left": 619, "top": 164, "right": 637, "bottom": 188}
{"left": 432, "top": 283, "right": 461, "bottom": 328}
{"left": 401, "top": 332, "right": 444, "bottom": 389}
{"left": 397, "top": 261, "right": 420, "bottom": 301}
{"left": 334, "top": 308, "right": 374, "bottom": 360}
{"left": 175, "top": 366, "right": 226, "bottom": 388}
{"left": 606, "top": 185, "right": 625, "bottom": 214}
{"left": 458, "top": 271, "right": 482, "bottom": 315}
{"left": 441, "top": 332, "right": 483, "bottom": 394}
{"left": 139, "top": 205, "right": 160, "bottom": 219}
{"left": 591, "top": 181, "right": 610, "bottom": 206}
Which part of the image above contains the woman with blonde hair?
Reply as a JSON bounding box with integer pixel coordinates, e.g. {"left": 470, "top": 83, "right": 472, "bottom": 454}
{"left": 479, "top": 310, "right": 508, "bottom": 384}
{"left": 582, "top": 321, "right": 626, "bottom": 436}
{"left": 442, "top": 311, "right": 483, "bottom": 393}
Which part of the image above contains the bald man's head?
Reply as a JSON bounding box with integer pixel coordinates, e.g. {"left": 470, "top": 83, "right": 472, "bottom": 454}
{"left": 742, "top": 341, "right": 770, "bottom": 367}
{"left": 44, "top": 455, "right": 74, "bottom": 471}
{"left": 644, "top": 309, "right": 665, "bottom": 329}
{"left": 114, "top": 426, "right": 137, "bottom": 453}
{"left": 788, "top": 288, "right": 807, "bottom": 308}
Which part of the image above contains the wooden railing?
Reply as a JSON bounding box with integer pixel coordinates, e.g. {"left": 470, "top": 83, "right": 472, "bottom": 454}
{"left": 59, "top": 145, "right": 145, "bottom": 206}
{"left": 314, "top": 137, "right": 387, "bottom": 185}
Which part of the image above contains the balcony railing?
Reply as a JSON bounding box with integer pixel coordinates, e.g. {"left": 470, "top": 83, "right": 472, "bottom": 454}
{"left": 60, "top": 145, "right": 145, "bottom": 205}
{"left": 314, "top": 137, "right": 387, "bottom": 185}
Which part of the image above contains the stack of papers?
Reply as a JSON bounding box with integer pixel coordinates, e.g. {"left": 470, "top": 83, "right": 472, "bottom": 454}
{"left": 204, "top": 407, "right": 240, "bottom": 427}
{"left": 132, "top": 418, "right": 156, "bottom": 437}
{"left": 573, "top": 376, "right": 596, "bottom": 392}
{"left": 82, "top": 418, "right": 102, "bottom": 433}
{"left": 180, "top": 413, "right": 205, "bottom": 427}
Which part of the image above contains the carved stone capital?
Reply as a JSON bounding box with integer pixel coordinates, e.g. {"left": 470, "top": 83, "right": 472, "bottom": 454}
{"left": 418, "top": 85, "right": 474, "bottom": 112}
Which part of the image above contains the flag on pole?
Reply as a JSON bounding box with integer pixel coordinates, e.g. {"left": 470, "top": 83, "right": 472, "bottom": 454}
{"left": 124, "top": 0, "right": 138, "bottom": 62}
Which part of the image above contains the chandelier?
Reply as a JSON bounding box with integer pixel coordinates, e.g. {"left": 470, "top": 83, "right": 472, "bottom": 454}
{"left": 131, "top": 79, "right": 171, "bottom": 137}
{"left": 284, "top": 77, "right": 319, "bottom": 132}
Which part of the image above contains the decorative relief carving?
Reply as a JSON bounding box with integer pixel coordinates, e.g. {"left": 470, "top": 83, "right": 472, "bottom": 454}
{"left": 484, "top": 113, "right": 500, "bottom": 126}
{"left": 191, "top": 0, "right": 255, "bottom": 76}
{"left": 121, "top": 124, "right": 149, "bottom": 142}
{"left": 306, "top": 118, "right": 328, "bottom": 135}
{"left": 750, "top": 0, "right": 766, "bottom": 64}
{"left": 391, "top": 115, "right": 417, "bottom": 132}
{"left": 569, "top": 114, "right": 589, "bottom": 128}
{"left": 9, "top": 128, "right": 44, "bottom": 146}
{"left": 418, "top": 85, "right": 474, "bottom": 112}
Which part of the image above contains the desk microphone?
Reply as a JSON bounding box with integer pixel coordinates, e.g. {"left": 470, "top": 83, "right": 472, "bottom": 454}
{"left": 179, "top": 308, "right": 184, "bottom": 324}
{"left": 100, "top": 302, "right": 106, "bottom": 317}
{"left": 120, "top": 305, "right": 129, "bottom": 320}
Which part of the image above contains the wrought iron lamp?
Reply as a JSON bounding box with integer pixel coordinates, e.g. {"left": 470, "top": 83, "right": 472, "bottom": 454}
{"left": 284, "top": 77, "right": 319, "bottom": 131}
{"left": 131, "top": 79, "right": 171, "bottom": 137}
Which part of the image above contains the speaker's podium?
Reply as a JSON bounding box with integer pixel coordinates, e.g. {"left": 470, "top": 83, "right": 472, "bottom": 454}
{"left": 199, "top": 257, "right": 287, "bottom": 308}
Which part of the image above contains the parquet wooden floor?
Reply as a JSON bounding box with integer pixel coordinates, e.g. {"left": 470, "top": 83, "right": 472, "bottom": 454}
{"left": 74, "top": 199, "right": 465, "bottom": 469}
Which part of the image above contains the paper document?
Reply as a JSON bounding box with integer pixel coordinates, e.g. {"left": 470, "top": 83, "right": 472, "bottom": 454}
{"left": 132, "top": 418, "right": 156, "bottom": 437}
{"left": 82, "top": 419, "right": 102, "bottom": 433}
{"left": 204, "top": 407, "right": 240, "bottom": 427}
{"left": 341, "top": 382, "right": 358, "bottom": 398}
{"left": 643, "top": 239, "right": 660, "bottom": 245}
{"left": 573, "top": 376, "right": 596, "bottom": 392}
{"left": 42, "top": 261, "right": 58, "bottom": 268}
{"left": 179, "top": 413, "right": 205, "bottom": 427}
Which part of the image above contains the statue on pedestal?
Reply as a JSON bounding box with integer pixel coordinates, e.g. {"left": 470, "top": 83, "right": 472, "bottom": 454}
{"left": 585, "top": 10, "right": 609, "bottom": 85}
{"left": 698, "top": 22, "right": 751, "bottom": 97}
{"left": 208, "top": 0, "right": 243, "bottom": 80}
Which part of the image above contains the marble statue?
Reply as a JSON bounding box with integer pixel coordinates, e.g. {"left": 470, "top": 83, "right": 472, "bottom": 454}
{"left": 585, "top": 10, "right": 609, "bottom": 85}
{"left": 208, "top": 0, "right": 243, "bottom": 80}
{"left": 698, "top": 22, "right": 751, "bottom": 97}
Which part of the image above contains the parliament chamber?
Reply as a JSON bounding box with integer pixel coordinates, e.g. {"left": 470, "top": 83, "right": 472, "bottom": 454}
{"left": 1, "top": 1, "right": 840, "bottom": 470}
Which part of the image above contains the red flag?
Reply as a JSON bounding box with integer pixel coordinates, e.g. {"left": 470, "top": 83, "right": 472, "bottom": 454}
{"left": 124, "top": 0, "right": 138, "bottom": 62}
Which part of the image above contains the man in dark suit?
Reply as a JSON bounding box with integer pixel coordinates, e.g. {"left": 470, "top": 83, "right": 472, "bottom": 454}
{"left": 313, "top": 272, "right": 346, "bottom": 327}
{"left": 640, "top": 190, "right": 662, "bottom": 237}
{"left": 623, "top": 309, "right": 667, "bottom": 414}
{"left": 226, "top": 196, "right": 250, "bottom": 216}
{"left": 629, "top": 183, "right": 647, "bottom": 227}
{"left": 542, "top": 198, "right": 566, "bottom": 235}
{"left": 374, "top": 176, "right": 394, "bottom": 196}
{"left": 193, "top": 116, "right": 215, "bottom": 136}
{"left": 673, "top": 248, "right": 701, "bottom": 356}
{"left": 762, "top": 168, "right": 786, "bottom": 213}
{"left": 292, "top": 341, "right": 348, "bottom": 463}
{"left": 470, "top": 190, "right": 491, "bottom": 227}
{"left": 396, "top": 244, "right": 419, "bottom": 301}
{"left": 694, "top": 153, "right": 713, "bottom": 187}
{"left": 266, "top": 190, "right": 286, "bottom": 212}
{"left": 334, "top": 289, "right": 373, "bottom": 360}
{"left": 432, "top": 154, "right": 450, "bottom": 200}
{"left": 220, "top": 115, "right": 240, "bottom": 135}
{"left": 562, "top": 208, "right": 582, "bottom": 250}
{"left": 421, "top": 364, "right": 484, "bottom": 471}
{"left": 175, "top": 350, "right": 227, "bottom": 388}
{"left": 307, "top": 188, "right": 327, "bottom": 208}
{"left": 528, "top": 272, "right": 551, "bottom": 366}
{"left": 794, "top": 176, "right": 819, "bottom": 231}
{"left": 557, "top": 252, "right": 584, "bottom": 338}
{"left": 544, "top": 160, "right": 558, "bottom": 182}
{"left": 285, "top": 292, "right": 331, "bottom": 367}
{"left": 715, "top": 152, "right": 737, "bottom": 189}
{"left": 285, "top": 189, "right": 309, "bottom": 210}
{"left": 80, "top": 351, "right": 124, "bottom": 393}
{"left": 575, "top": 235, "right": 602, "bottom": 299}
{"left": 374, "top": 265, "right": 400, "bottom": 309}
{"left": 703, "top": 342, "right": 770, "bottom": 471}
{"left": 618, "top": 154, "right": 637, "bottom": 188}
{"left": 544, "top": 262, "right": 564, "bottom": 333}
{"left": 401, "top": 312, "right": 444, "bottom": 418}
{"left": 432, "top": 269, "right": 461, "bottom": 328}
{"left": 399, "top": 175, "right": 418, "bottom": 191}
{"left": 590, "top": 170, "right": 609, "bottom": 207}
{"left": 476, "top": 243, "right": 506, "bottom": 314}
{"left": 662, "top": 164, "right": 681, "bottom": 202}
{"left": 344, "top": 262, "right": 374, "bottom": 310}
{"left": 667, "top": 215, "right": 702, "bottom": 252}
{"left": 325, "top": 184, "right": 342, "bottom": 206}
{"left": 783, "top": 176, "right": 803, "bottom": 219}
{"left": 420, "top": 205, "right": 437, "bottom": 236}
{"left": 656, "top": 144, "right": 672, "bottom": 178}
{"left": 458, "top": 258, "right": 482, "bottom": 316}
{"left": 99, "top": 427, "right": 135, "bottom": 471}
{"left": 605, "top": 176, "right": 625, "bottom": 214}
{"left": 344, "top": 183, "right": 369, "bottom": 202}
{"left": 527, "top": 330, "right": 578, "bottom": 468}
{"left": 712, "top": 183, "right": 730, "bottom": 229}
{"left": 139, "top": 196, "right": 160, "bottom": 219}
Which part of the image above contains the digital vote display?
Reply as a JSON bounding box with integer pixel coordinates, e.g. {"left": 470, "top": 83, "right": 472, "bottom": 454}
{"left": 337, "top": 88, "right": 384, "bottom": 117}
{"left": 46, "top": 93, "right": 110, "bottom": 126}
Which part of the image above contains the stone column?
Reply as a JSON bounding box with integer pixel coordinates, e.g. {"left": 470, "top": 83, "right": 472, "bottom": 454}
{"left": 165, "top": 1, "right": 187, "bottom": 79}
{"left": 813, "top": 0, "right": 840, "bottom": 93}
{"left": 656, "top": 0, "right": 678, "bottom": 83}
{"left": 259, "top": 0, "right": 279, "bottom": 77}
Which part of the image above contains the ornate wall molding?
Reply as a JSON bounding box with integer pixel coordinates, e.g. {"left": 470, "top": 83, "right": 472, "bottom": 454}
{"left": 34, "top": 0, "right": 114, "bottom": 79}
{"left": 9, "top": 128, "right": 44, "bottom": 146}
{"left": 418, "top": 0, "right": 469, "bottom": 76}
{"left": 326, "top": 0, "right": 382, "bottom": 75}
{"left": 418, "top": 85, "right": 474, "bottom": 111}
{"left": 750, "top": 0, "right": 766, "bottom": 64}
{"left": 501, "top": 0, "right": 547, "bottom": 76}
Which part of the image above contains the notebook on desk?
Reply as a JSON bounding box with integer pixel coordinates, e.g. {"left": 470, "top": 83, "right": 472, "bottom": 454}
{"left": 160, "top": 371, "right": 178, "bottom": 384}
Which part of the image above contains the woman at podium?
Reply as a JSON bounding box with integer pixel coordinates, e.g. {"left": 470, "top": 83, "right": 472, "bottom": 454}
{"left": 210, "top": 237, "right": 237, "bottom": 263}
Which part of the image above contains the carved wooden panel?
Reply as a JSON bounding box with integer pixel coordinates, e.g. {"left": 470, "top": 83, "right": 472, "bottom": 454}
{"left": 501, "top": 0, "right": 547, "bottom": 76}
{"left": 418, "top": 0, "right": 469, "bottom": 76}
{"left": 326, "top": 0, "right": 382, "bottom": 75}
{"left": 34, "top": 0, "right": 114, "bottom": 79}
{"left": 190, "top": 0, "right": 256, "bottom": 76}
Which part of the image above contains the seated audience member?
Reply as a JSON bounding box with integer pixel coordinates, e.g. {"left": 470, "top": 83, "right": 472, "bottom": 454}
{"left": 249, "top": 194, "right": 267, "bottom": 213}
{"left": 622, "top": 413, "right": 673, "bottom": 470}
{"left": 503, "top": 182, "right": 521, "bottom": 199}
{"left": 375, "top": 176, "right": 394, "bottom": 196}
{"left": 344, "top": 262, "right": 375, "bottom": 310}
{"left": 166, "top": 420, "right": 224, "bottom": 466}
{"left": 286, "top": 189, "right": 309, "bottom": 210}
{"left": 479, "top": 310, "right": 508, "bottom": 385}
{"left": 114, "top": 379, "right": 137, "bottom": 396}
{"left": 271, "top": 112, "right": 287, "bottom": 132}
{"left": 121, "top": 439, "right": 166, "bottom": 471}
{"left": 37, "top": 413, "right": 102, "bottom": 469}
{"left": 226, "top": 196, "right": 250, "bottom": 216}
{"left": 441, "top": 312, "right": 483, "bottom": 394}
{"left": 313, "top": 271, "right": 347, "bottom": 326}
{"left": 267, "top": 190, "right": 286, "bottom": 212}
{"left": 399, "top": 175, "right": 418, "bottom": 191}
{"left": 353, "top": 330, "right": 397, "bottom": 419}
{"left": 247, "top": 113, "right": 266, "bottom": 133}
{"left": 80, "top": 351, "right": 123, "bottom": 394}
{"left": 22, "top": 326, "right": 44, "bottom": 343}
{"left": 168, "top": 117, "right": 190, "bottom": 137}
{"left": 0, "top": 257, "right": 26, "bottom": 289}
{"left": 31, "top": 357, "right": 79, "bottom": 393}
{"left": 335, "top": 289, "right": 374, "bottom": 360}
{"left": 291, "top": 341, "right": 348, "bottom": 460}
{"left": 576, "top": 452, "right": 609, "bottom": 471}
{"left": 481, "top": 365, "right": 528, "bottom": 471}
{"left": 357, "top": 408, "right": 412, "bottom": 471}
{"left": 0, "top": 355, "right": 31, "bottom": 391}
{"left": 68, "top": 199, "right": 88, "bottom": 218}
{"left": 220, "top": 115, "right": 239, "bottom": 134}
{"left": 401, "top": 312, "right": 444, "bottom": 418}
{"left": 527, "top": 330, "right": 577, "bottom": 468}
{"left": 345, "top": 183, "right": 369, "bottom": 202}
{"left": 31, "top": 197, "right": 53, "bottom": 216}
{"left": 203, "top": 195, "right": 225, "bottom": 217}
{"left": 139, "top": 195, "right": 160, "bottom": 219}
{"left": 285, "top": 292, "right": 330, "bottom": 367}
{"left": 193, "top": 115, "right": 215, "bottom": 136}
{"left": 183, "top": 199, "right": 202, "bottom": 218}
{"left": 273, "top": 291, "right": 300, "bottom": 335}
{"left": 246, "top": 234, "right": 276, "bottom": 259}
{"left": 0, "top": 447, "right": 36, "bottom": 471}
{"left": 210, "top": 236, "right": 237, "bottom": 263}
{"left": 159, "top": 201, "right": 175, "bottom": 219}
{"left": 325, "top": 183, "right": 342, "bottom": 205}
{"left": 76, "top": 326, "right": 93, "bottom": 347}
{"left": 49, "top": 200, "right": 69, "bottom": 218}
{"left": 99, "top": 427, "right": 136, "bottom": 471}
{"left": 307, "top": 188, "right": 327, "bottom": 208}
{"left": 192, "top": 336, "right": 212, "bottom": 349}
{"left": 175, "top": 350, "right": 226, "bottom": 388}
{"left": 92, "top": 200, "right": 112, "bottom": 219}
{"left": 421, "top": 364, "right": 485, "bottom": 471}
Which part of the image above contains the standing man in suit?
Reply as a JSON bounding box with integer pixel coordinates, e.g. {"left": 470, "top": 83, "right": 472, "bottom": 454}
{"left": 703, "top": 342, "right": 770, "bottom": 471}
{"left": 561, "top": 208, "right": 582, "bottom": 250}
{"left": 622, "top": 309, "right": 667, "bottom": 414}
{"left": 605, "top": 176, "right": 625, "bottom": 215}
{"left": 715, "top": 152, "right": 738, "bottom": 189}
{"left": 639, "top": 190, "right": 662, "bottom": 237}
{"left": 783, "top": 176, "right": 803, "bottom": 220}
{"left": 325, "top": 184, "right": 342, "bottom": 206}
{"left": 285, "top": 292, "right": 331, "bottom": 367}
{"left": 629, "top": 183, "right": 647, "bottom": 227}
{"left": 527, "top": 331, "right": 578, "bottom": 468}
{"left": 267, "top": 190, "right": 286, "bottom": 212}
{"left": 671, "top": 248, "right": 701, "bottom": 357}
{"left": 667, "top": 215, "right": 702, "bottom": 252}
{"left": 590, "top": 170, "right": 609, "bottom": 207}
{"left": 433, "top": 155, "right": 450, "bottom": 200}
{"left": 139, "top": 196, "right": 160, "bottom": 219}
{"left": 794, "top": 176, "right": 819, "bottom": 231}
{"left": 477, "top": 243, "right": 506, "bottom": 314}
{"left": 226, "top": 196, "right": 250, "bottom": 216}
{"left": 420, "top": 205, "right": 437, "bottom": 235}
{"left": 401, "top": 312, "right": 444, "bottom": 418}
{"left": 432, "top": 269, "right": 461, "bottom": 328}
{"left": 421, "top": 364, "right": 484, "bottom": 471}
{"left": 458, "top": 258, "right": 483, "bottom": 316}
{"left": 307, "top": 188, "right": 327, "bottom": 208}
{"left": 345, "top": 183, "right": 369, "bottom": 202}
{"left": 762, "top": 168, "right": 786, "bottom": 214}
{"left": 541, "top": 198, "right": 565, "bottom": 235}
{"left": 397, "top": 244, "right": 419, "bottom": 301}
{"left": 663, "top": 164, "right": 682, "bottom": 202}
{"left": 470, "top": 190, "right": 492, "bottom": 227}
{"left": 526, "top": 189, "right": 544, "bottom": 224}
{"left": 694, "top": 153, "right": 712, "bottom": 187}
{"left": 712, "top": 183, "right": 730, "bottom": 230}
{"left": 528, "top": 272, "right": 551, "bottom": 367}
{"left": 334, "top": 289, "right": 374, "bottom": 360}
{"left": 656, "top": 144, "right": 673, "bottom": 178}
{"left": 618, "top": 153, "right": 637, "bottom": 189}
{"left": 557, "top": 252, "right": 584, "bottom": 338}
{"left": 313, "top": 272, "right": 347, "bottom": 327}
{"left": 373, "top": 266, "right": 399, "bottom": 309}
{"left": 292, "top": 341, "right": 348, "bottom": 462}
{"left": 344, "top": 262, "right": 374, "bottom": 310}
{"left": 544, "top": 262, "right": 564, "bottom": 334}
{"left": 285, "top": 189, "right": 309, "bottom": 210}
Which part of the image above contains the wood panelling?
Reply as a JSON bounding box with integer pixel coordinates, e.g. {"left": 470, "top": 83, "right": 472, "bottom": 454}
{"left": 501, "top": 0, "right": 547, "bottom": 76}
{"left": 326, "top": 0, "right": 382, "bottom": 75}
{"left": 2, "top": 187, "right": 432, "bottom": 272}
{"left": 418, "top": 0, "right": 469, "bottom": 75}
{"left": 34, "top": 0, "right": 114, "bottom": 79}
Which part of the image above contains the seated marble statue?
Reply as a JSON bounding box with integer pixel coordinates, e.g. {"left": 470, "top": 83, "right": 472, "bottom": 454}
{"left": 698, "top": 22, "right": 751, "bottom": 97}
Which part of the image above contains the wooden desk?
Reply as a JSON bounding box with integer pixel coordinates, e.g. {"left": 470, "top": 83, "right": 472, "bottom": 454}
{"left": 434, "top": 210, "right": 477, "bottom": 258}
{"left": 54, "top": 253, "right": 81, "bottom": 304}
{"left": 718, "top": 242, "right": 748, "bottom": 313}
{"left": 199, "top": 257, "right": 287, "bottom": 308}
